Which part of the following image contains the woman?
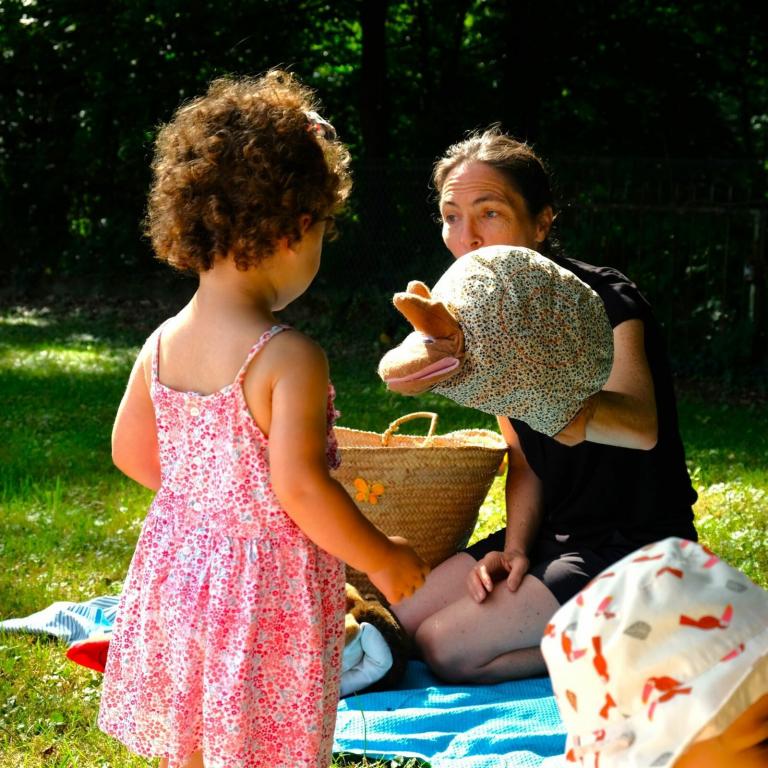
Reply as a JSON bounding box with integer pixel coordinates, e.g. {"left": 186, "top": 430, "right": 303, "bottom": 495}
{"left": 391, "top": 127, "right": 698, "bottom": 684}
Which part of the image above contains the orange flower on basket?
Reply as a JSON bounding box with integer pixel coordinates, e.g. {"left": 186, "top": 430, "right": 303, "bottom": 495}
{"left": 353, "top": 477, "right": 385, "bottom": 504}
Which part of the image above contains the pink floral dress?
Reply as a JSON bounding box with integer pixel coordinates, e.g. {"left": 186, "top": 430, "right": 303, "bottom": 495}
{"left": 99, "top": 324, "right": 346, "bottom": 768}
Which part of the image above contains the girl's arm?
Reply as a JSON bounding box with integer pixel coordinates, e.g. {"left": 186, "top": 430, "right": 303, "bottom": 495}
{"left": 466, "top": 417, "right": 544, "bottom": 603}
{"left": 262, "top": 333, "right": 428, "bottom": 603}
{"left": 111, "top": 346, "right": 161, "bottom": 491}
{"left": 555, "top": 319, "right": 658, "bottom": 450}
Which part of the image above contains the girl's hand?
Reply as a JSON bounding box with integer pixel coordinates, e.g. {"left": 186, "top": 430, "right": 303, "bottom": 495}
{"left": 367, "top": 536, "right": 430, "bottom": 605}
{"left": 467, "top": 548, "right": 530, "bottom": 603}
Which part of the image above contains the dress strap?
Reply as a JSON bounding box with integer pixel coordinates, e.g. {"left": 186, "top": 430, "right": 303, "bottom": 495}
{"left": 235, "top": 324, "right": 292, "bottom": 384}
{"left": 150, "top": 319, "right": 172, "bottom": 386}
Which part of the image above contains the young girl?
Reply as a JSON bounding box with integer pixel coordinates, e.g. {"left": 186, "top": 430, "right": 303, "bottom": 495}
{"left": 98, "top": 70, "right": 429, "bottom": 768}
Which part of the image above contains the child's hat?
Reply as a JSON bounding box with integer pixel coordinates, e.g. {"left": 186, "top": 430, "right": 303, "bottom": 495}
{"left": 540, "top": 536, "right": 768, "bottom": 767}
{"left": 430, "top": 245, "right": 613, "bottom": 436}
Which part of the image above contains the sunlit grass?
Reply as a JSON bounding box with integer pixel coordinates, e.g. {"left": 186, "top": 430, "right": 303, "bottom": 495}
{"left": 693, "top": 480, "right": 768, "bottom": 585}
{"left": 2, "top": 345, "right": 133, "bottom": 374}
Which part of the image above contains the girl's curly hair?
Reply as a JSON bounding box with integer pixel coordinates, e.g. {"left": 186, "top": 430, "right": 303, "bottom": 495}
{"left": 146, "top": 69, "right": 352, "bottom": 272}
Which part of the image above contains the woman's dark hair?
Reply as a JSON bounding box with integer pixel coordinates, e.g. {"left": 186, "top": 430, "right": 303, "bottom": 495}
{"left": 146, "top": 69, "right": 352, "bottom": 273}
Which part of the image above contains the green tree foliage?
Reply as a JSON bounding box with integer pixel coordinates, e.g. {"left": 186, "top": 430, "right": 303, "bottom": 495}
{"left": 1, "top": 1, "right": 766, "bottom": 370}
{"left": 0, "top": 0, "right": 321, "bottom": 283}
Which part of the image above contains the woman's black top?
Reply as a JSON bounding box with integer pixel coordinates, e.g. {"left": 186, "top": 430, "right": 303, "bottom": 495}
{"left": 510, "top": 255, "right": 698, "bottom": 548}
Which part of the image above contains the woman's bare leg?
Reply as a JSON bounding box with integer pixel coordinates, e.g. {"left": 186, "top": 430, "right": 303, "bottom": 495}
{"left": 391, "top": 552, "right": 476, "bottom": 636}
{"left": 414, "top": 574, "right": 560, "bottom": 683}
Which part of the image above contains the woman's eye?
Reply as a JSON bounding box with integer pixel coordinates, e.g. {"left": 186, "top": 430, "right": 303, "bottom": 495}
{"left": 484, "top": 210, "right": 499, "bottom": 219}
{"left": 442, "top": 214, "right": 457, "bottom": 224}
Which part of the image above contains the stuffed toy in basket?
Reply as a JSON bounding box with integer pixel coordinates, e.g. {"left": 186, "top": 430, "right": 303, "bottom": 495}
{"left": 331, "top": 411, "right": 507, "bottom": 603}
{"left": 378, "top": 244, "right": 614, "bottom": 436}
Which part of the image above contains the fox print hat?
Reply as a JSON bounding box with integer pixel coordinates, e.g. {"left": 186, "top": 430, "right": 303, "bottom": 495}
{"left": 540, "top": 536, "right": 768, "bottom": 767}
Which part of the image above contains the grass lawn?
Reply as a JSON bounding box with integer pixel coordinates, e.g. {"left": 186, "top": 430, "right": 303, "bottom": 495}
{"left": 1, "top": 299, "right": 766, "bottom": 768}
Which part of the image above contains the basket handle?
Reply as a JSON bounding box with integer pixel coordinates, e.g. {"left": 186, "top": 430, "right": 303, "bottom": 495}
{"left": 381, "top": 412, "right": 439, "bottom": 446}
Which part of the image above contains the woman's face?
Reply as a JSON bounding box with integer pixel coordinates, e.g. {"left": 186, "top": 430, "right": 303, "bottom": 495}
{"left": 439, "top": 161, "right": 552, "bottom": 259}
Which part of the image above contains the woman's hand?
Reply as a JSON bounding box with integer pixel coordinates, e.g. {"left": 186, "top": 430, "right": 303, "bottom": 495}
{"left": 553, "top": 395, "right": 598, "bottom": 446}
{"left": 367, "top": 536, "right": 431, "bottom": 605}
{"left": 554, "top": 320, "right": 658, "bottom": 450}
{"left": 466, "top": 548, "right": 530, "bottom": 603}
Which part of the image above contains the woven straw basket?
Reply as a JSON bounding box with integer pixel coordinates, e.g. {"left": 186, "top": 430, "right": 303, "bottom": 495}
{"left": 331, "top": 412, "right": 507, "bottom": 602}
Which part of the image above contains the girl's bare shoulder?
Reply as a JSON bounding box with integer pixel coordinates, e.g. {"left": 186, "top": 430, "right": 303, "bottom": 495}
{"left": 268, "top": 328, "right": 327, "bottom": 366}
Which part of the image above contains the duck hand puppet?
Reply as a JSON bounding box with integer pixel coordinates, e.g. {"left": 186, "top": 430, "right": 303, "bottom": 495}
{"left": 378, "top": 245, "right": 615, "bottom": 437}
{"left": 377, "top": 279, "right": 465, "bottom": 396}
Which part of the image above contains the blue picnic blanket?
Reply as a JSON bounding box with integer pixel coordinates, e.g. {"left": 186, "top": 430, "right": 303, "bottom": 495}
{"left": 334, "top": 660, "right": 567, "bottom": 767}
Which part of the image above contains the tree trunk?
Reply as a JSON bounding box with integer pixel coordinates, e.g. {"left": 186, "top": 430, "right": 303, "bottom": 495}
{"left": 750, "top": 209, "right": 767, "bottom": 366}
{"left": 360, "top": 0, "right": 389, "bottom": 160}
{"left": 499, "top": 1, "right": 542, "bottom": 142}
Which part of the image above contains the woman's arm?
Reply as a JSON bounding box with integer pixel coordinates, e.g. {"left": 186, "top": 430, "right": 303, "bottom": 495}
{"left": 112, "top": 346, "right": 161, "bottom": 491}
{"left": 466, "top": 417, "right": 544, "bottom": 602}
{"left": 500, "top": 417, "right": 545, "bottom": 562}
{"left": 261, "top": 333, "right": 429, "bottom": 603}
{"left": 555, "top": 318, "right": 658, "bottom": 450}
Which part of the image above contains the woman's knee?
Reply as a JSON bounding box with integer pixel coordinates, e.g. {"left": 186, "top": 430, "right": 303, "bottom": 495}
{"left": 414, "top": 618, "right": 475, "bottom": 682}
{"left": 391, "top": 553, "right": 475, "bottom": 636}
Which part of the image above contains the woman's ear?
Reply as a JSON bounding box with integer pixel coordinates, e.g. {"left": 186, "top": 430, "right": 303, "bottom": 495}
{"left": 535, "top": 206, "right": 554, "bottom": 244}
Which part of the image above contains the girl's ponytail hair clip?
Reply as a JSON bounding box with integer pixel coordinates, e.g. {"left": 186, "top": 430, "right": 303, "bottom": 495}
{"left": 306, "top": 110, "right": 337, "bottom": 141}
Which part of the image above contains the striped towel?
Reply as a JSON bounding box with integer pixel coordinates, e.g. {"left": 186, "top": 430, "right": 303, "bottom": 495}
{"left": 0, "top": 595, "right": 119, "bottom": 644}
